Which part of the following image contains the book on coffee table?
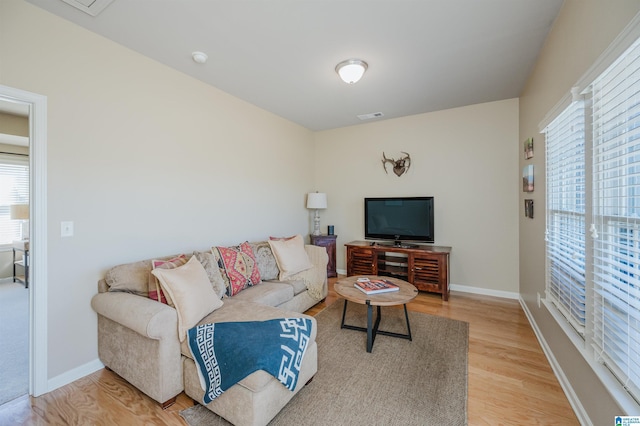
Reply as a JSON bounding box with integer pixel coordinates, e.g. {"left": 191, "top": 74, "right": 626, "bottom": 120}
{"left": 354, "top": 279, "right": 400, "bottom": 295}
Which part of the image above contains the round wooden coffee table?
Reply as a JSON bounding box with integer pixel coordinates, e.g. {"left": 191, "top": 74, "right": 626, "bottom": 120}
{"left": 334, "top": 276, "right": 418, "bottom": 352}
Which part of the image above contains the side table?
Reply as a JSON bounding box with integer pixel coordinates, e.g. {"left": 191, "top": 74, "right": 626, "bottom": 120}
{"left": 13, "top": 239, "right": 29, "bottom": 288}
{"left": 310, "top": 234, "right": 337, "bottom": 278}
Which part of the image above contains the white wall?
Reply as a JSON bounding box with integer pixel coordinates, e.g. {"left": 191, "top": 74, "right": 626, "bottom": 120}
{"left": 314, "top": 99, "right": 519, "bottom": 295}
{"left": 0, "top": 0, "right": 315, "bottom": 380}
{"left": 519, "top": 1, "right": 640, "bottom": 423}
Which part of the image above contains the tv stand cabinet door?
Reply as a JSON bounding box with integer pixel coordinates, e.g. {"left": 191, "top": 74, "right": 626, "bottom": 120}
{"left": 410, "top": 252, "right": 450, "bottom": 301}
{"left": 346, "top": 246, "right": 377, "bottom": 276}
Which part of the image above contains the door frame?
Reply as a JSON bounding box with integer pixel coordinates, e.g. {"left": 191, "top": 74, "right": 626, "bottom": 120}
{"left": 0, "top": 84, "right": 48, "bottom": 397}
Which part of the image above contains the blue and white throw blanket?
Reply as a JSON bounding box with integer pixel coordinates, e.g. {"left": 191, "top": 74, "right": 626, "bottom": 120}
{"left": 187, "top": 317, "right": 313, "bottom": 404}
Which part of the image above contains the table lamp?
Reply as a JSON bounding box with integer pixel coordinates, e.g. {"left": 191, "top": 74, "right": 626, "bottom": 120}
{"left": 306, "top": 192, "right": 327, "bottom": 236}
{"left": 10, "top": 203, "right": 29, "bottom": 241}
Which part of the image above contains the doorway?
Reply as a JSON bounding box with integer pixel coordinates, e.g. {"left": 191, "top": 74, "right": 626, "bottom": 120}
{"left": 0, "top": 118, "right": 29, "bottom": 403}
{"left": 0, "top": 85, "right": 48, "bottom": 400}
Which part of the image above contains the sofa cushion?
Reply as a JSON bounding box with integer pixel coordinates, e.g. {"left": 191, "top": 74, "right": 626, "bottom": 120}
{"left": 268, "top": 234, "right": 313, "bottom": 280}
{"left": 105, "top": 254, "right": 178, "bottom": 296}
{"left": 193, "top": 251, "right": 227, "bottom": 299}
{"left": 152, "top": 255, "right": 223, "bottom": 341}
{"left": 212, "top": 242, "right": 261, "bottom": 296}
{"left": 248, "top": 241, "right": 279, "bottom": 281}
{"left": 230, "top": 281, "right": 293, "bottom": 307}
{"left": 148, "top": 254, "right": 188, "bottom": 306}
{"left": 181, "top": 299, "right": 317, "bottom": 359}
{"left": 277, "top": 279, "right": 307, "bottom": 296}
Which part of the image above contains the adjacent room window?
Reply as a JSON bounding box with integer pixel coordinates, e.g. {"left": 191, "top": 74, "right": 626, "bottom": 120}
{"left": 0, "top": 153, "right": 29, "bottom": 246}
{"left": 545, "top": 36, "right": 640, "bottom": 405}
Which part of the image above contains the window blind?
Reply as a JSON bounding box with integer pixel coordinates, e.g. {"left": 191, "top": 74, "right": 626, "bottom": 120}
{"left": 591, "top": 36, "right": 640, "bottom": 403}
{"left": 545, "top": 100, "right": 587, "bottom": 334}
{"left": 0, "top": 153, "right": 29, "bottom": 246}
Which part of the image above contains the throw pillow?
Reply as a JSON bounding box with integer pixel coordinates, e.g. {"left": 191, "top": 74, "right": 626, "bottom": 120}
{"left": 269, "top": 235, "right": 296, "bottom": 241}
{"left": 151, "top": 255, "right": 223, "bottom": 342}
{"left": 193, "top": 251, "right": 227, "bottom": 299}
{"left": 267, "top": 234, "right": 313, "bottom": 281}
{"left": 212, "top": 241, "right": 261, "bottom": 296}
{"left": 148, "top": 254, "right": 188, "bottom": 306}
{"left": 249, "top": 241, "right": 280, "bottom": 281}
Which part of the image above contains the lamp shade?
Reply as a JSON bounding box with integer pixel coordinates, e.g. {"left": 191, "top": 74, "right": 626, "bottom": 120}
{"left": 306, "top": 192, "right": 327, "bottom": 209}
{"left": 10, "top": 204, "right": 29, "bottom": 220}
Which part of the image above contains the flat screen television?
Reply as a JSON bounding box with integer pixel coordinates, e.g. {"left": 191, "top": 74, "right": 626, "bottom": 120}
{"left": 364, "top": 197, "right": 434, "bottom": 245}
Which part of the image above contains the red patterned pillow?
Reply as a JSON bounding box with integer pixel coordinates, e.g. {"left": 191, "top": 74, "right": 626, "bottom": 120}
{"left": 212, "top": 242, "right": 261, "bottom": 296}
{"left": 148, "top": 254, "right": 188, "bottom": 306}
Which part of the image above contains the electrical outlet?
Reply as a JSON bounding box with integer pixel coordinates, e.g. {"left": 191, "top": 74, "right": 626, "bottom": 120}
{"left": 61, "top": 221, "right": 74, "bottom": 237}
{"left": 537, "top": 292, "right": 541, "bottom": 308}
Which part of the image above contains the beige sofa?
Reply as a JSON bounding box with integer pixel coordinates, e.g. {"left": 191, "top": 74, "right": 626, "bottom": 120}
{"left": 91, "top": 240, "right": 328, "bottom": 426}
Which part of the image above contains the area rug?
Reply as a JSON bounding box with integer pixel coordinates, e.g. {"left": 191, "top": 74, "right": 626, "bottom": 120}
{"left": 180, "top": 299, "right": 469, "bottom": 426}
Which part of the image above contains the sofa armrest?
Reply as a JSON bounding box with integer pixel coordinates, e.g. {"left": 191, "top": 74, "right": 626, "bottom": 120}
{"left": 91, "top": 292, "right": 177, "bottom": 340}
{"left": 304, "top": 244, "right": 329, "bottom": 272}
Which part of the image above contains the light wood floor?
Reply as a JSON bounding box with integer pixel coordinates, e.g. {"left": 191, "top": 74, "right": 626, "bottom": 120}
{"left": 0, "top": 277, "right": 579, "bottom": 425}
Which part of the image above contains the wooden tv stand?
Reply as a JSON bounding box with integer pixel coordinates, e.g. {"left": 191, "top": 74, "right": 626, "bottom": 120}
{"left": 345, "top": 241, "right": 451, "bottom": 301}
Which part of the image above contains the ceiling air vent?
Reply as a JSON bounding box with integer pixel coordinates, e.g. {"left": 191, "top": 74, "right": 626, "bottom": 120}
{"left": 61, "top": 0, "right": 115, "bottom": 16}
{"left": 357, "top": 112, "right": 384, "bottom": 121}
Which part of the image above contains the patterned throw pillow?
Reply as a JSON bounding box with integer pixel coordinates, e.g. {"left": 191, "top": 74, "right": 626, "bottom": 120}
{"left": 249, "top": 241, "right": 280, "bottom": 281}
{"left": 212, "top": 242, "right": 261, "bottom": 296}
{"left": 148, "top": 254, "right": 188, "bottom": 306}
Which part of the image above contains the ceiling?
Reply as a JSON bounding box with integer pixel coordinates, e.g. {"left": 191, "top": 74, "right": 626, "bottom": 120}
{"left": 23, "top": 0, "right": 564, "bottom": 131}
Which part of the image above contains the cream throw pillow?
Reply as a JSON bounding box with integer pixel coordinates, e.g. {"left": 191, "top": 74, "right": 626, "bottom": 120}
{"left": 267, "top": 234, "right": 313, "bottom": 280}
{"left": 151, "top": 255, "right": 223, "bottom": 341}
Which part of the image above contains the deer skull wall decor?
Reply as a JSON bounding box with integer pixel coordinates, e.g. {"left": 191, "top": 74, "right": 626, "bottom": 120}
{"left": 382, "top": 152, "right": 411, "bottom": 177}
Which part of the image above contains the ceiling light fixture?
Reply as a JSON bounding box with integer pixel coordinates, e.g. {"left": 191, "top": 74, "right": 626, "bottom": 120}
{"left": 335, "top": 59, "right": 368, "bottom": 84}
{"left": 192, "top": 51, "right": 208, "bottom": 64}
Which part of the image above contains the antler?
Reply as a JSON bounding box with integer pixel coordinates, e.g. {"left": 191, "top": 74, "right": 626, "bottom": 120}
{"left": 399, "top": 152, "right": 411, "bottom": 173}
{"left": 382, "top": 152, "right": 396, "bottom": 174}
{"left": 381, "top": 152, "right": 411, "bottom": 176}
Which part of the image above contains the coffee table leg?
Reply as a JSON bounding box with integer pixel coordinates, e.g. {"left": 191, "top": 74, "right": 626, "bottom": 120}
{"left": 341, "top": 300, "right": 348, "bottom": 329}
{"left": 404, "top": 304, "right": 412, "bottom": 341}
{"left": 366, "top": 301, "right": 373, "bottom": 353}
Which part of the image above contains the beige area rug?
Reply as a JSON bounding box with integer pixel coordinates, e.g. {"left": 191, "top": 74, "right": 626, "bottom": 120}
{"left": 180, "top": 299, "right": 469, "bottom": 426}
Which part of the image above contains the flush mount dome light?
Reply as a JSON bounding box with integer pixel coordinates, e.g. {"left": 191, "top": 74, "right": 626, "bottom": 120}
{"left": 192, "top": 51, "right": 208, "bottom": 64}
{"left": 335, "top": 59, "right": 368, "bottom": 84}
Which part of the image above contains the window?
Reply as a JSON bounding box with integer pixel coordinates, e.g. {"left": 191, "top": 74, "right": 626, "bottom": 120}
{"left": 0, "top": 153, "right": 29, "bottom": 246}
{"left": 591, "top": 37, "right": 640, "bottom": 402}
{"left": 545, "top": 36, "right": 640, "bottom": 406}
{"left": 545, "top": 100, "right": 586, "bottom": 334}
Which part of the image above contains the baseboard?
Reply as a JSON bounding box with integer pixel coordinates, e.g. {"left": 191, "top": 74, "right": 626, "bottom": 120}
{"left": 519, "top": 297, "right": 591, "bottom": 426}
{"left": 449, "top": 283, "right": 519, "bottom": 300}
{"left": 47, "top": 358, "right": 104, "bottom": 394}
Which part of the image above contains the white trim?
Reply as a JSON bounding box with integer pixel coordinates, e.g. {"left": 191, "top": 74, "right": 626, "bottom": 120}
{"left": 0, "top": 85, "right": 48, "bottom": 397}
{"left": 538, "top": 91, "right": 573, "bottom": 133}
{"left": 450, "top": 283, "right": 519, "bottom": 300}
{"left": 575, "top": 11, "right": 640, "bottom": 94}
{"left": 522, "top": 298, "right": 592, "bottom": 425}
{"left": 47, "top": 359, "right": 104, "bottom": 393}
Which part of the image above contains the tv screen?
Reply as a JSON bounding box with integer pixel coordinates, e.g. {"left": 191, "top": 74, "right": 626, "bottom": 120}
{"left": 364, "top": 197, "right": 434, "bottom": 244}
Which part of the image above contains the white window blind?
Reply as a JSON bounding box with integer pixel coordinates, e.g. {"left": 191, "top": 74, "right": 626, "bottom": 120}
{"left": 591, "top": 37, "right": 640, "bottom": 403}
{"left": 0, "top": 153, "right": 29, "bottom": 246}
{"left": 545, "top": 100, "right": 587, "bottom": 334}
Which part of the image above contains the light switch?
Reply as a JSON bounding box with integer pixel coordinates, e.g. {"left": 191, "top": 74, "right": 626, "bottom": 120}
{"left": 61, "top": 221, "right": 74, "bottom": 237}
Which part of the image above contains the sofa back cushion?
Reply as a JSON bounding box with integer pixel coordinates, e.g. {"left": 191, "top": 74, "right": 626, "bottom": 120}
{"left": 105, "top": 255, "right": 178, "bottom": 296}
